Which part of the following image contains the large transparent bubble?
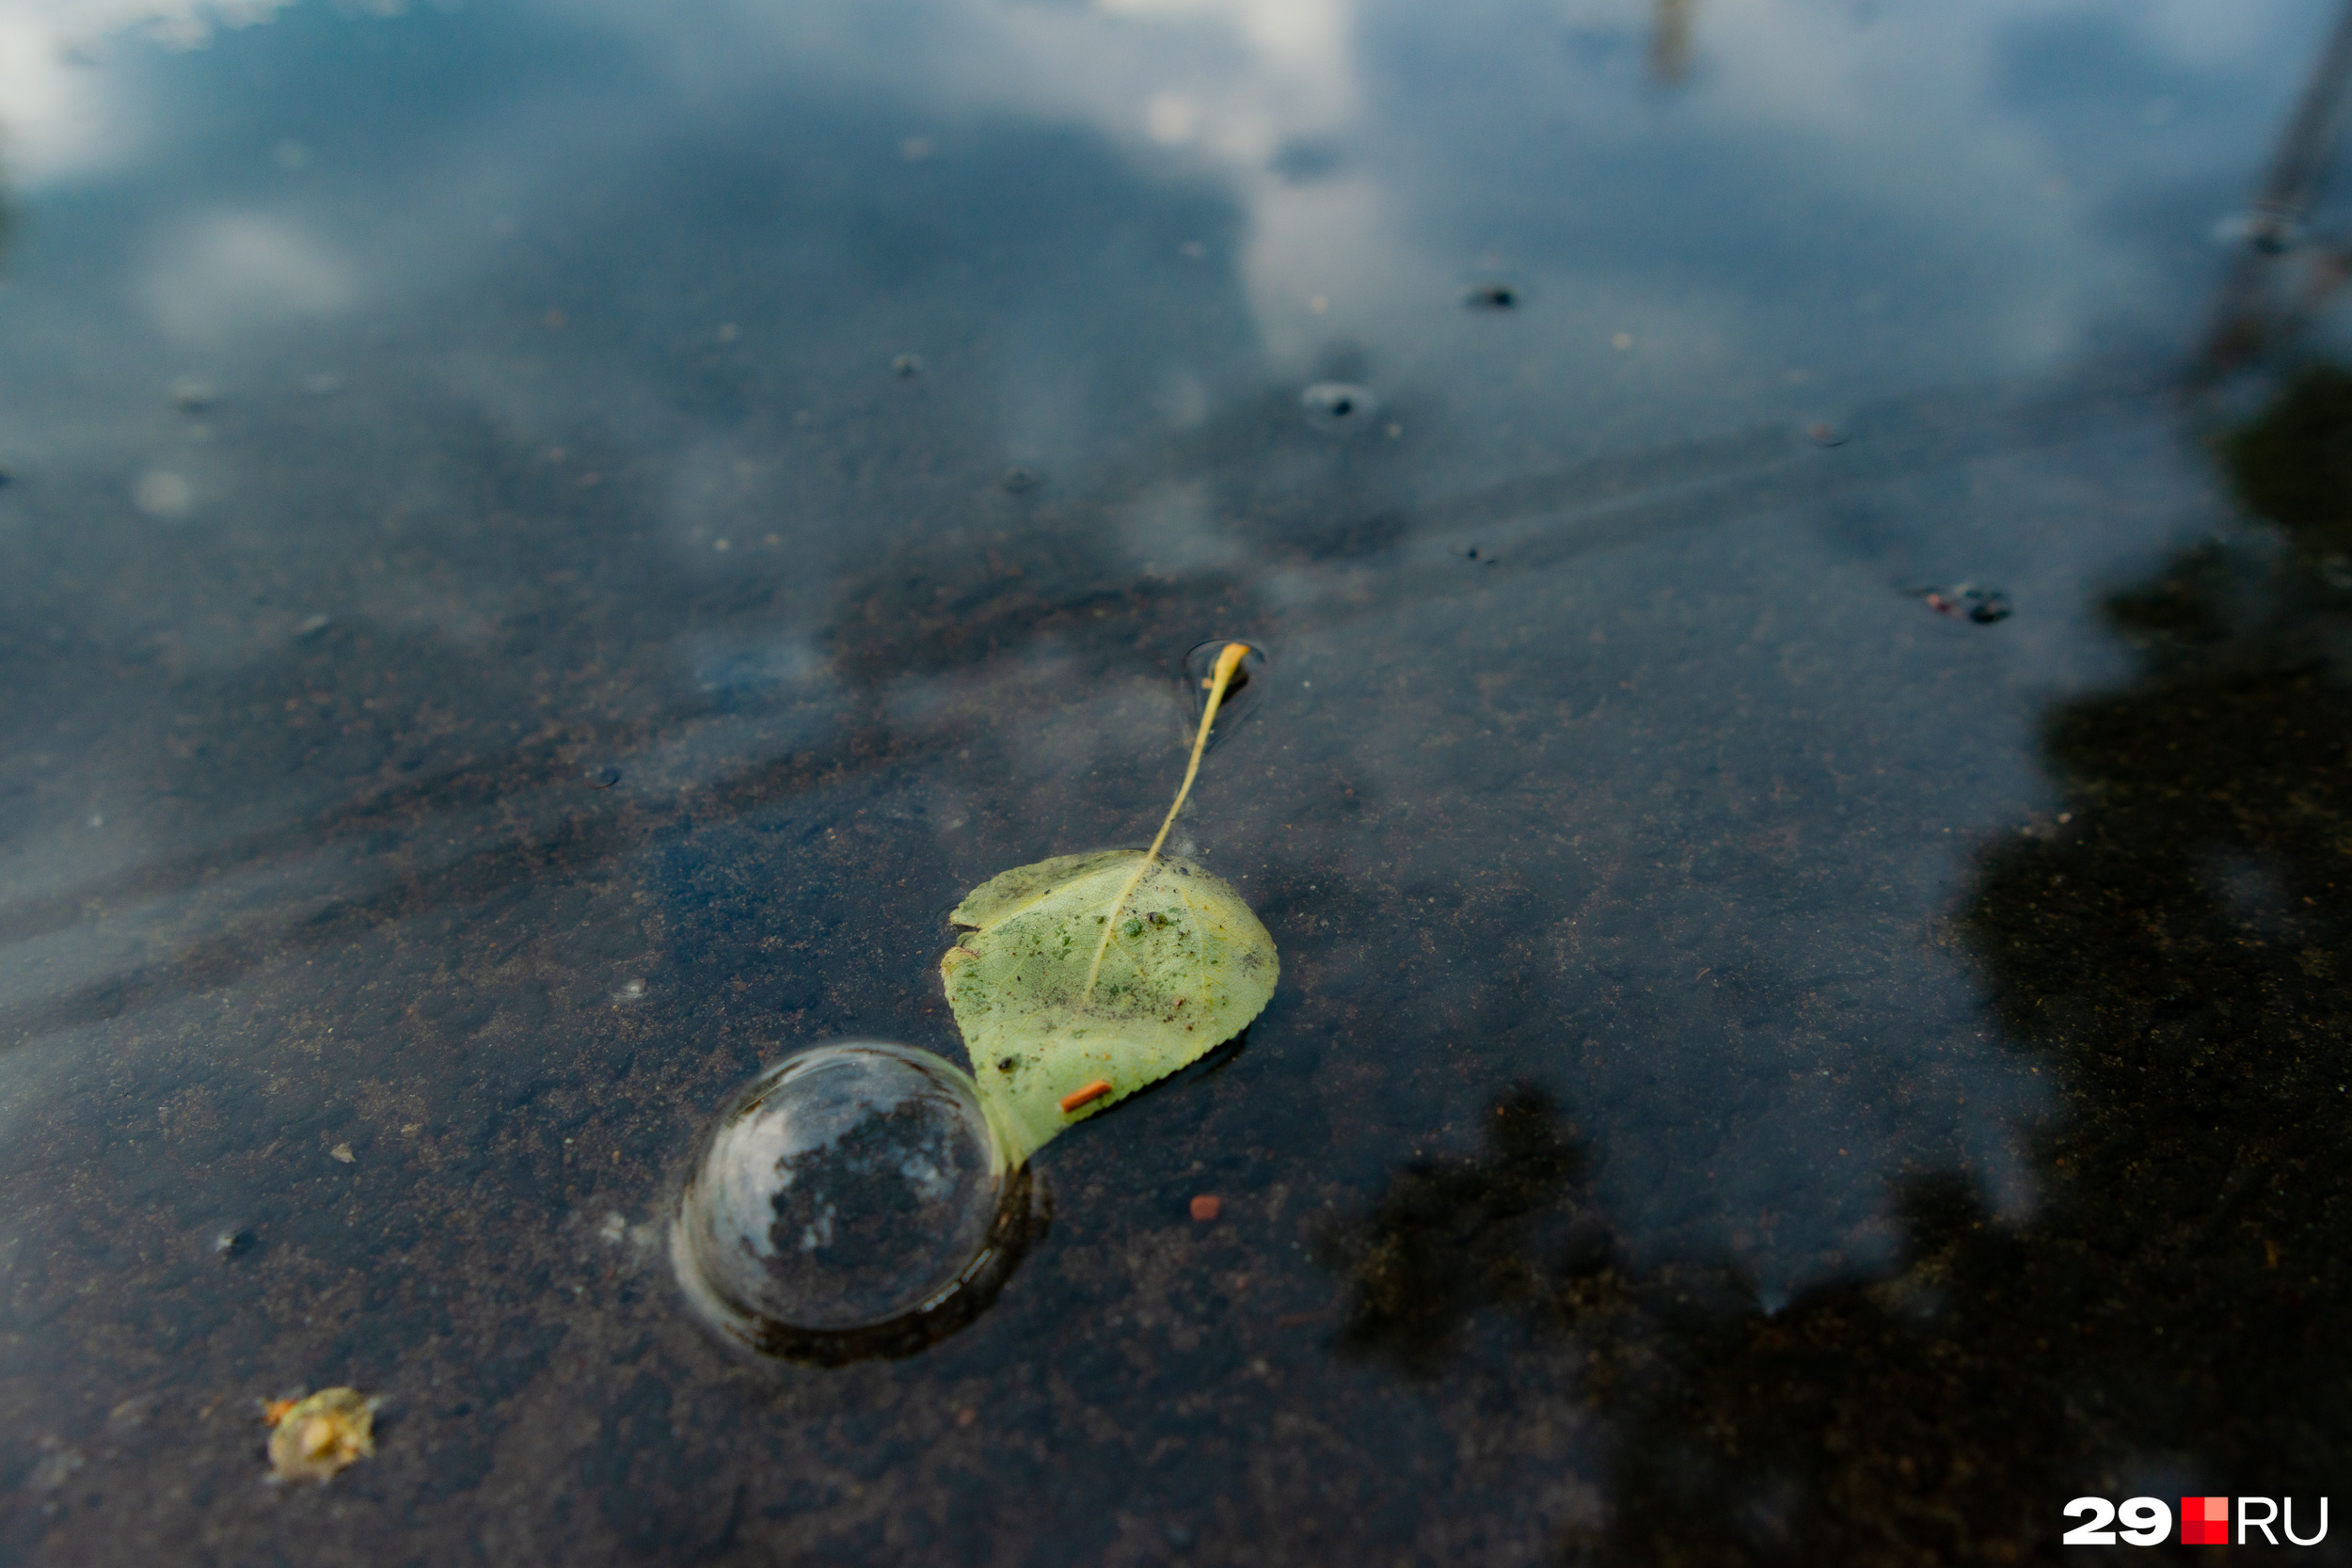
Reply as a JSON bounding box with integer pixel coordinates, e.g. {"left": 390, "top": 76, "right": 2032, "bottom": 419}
{"left": 671, "top": 1042, "right": 1043, "bottom": 1361}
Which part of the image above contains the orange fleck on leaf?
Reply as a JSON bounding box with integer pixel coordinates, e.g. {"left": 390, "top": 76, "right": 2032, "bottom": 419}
{"left": 1059, "top": 1080, "right": 1113, "bottom": 1113}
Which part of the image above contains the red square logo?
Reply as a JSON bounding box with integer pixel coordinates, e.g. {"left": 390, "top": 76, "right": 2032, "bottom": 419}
{"left": 2182, "top": 1497, "right": 2230, "bottom": 1545}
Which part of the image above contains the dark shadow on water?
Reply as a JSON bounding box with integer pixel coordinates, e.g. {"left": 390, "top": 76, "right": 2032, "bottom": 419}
{"left": 1318, "top": 367, "right": 2352, "bottom": 1561}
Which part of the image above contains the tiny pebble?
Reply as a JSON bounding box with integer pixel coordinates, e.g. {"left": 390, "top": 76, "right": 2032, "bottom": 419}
{"left": 1190, "top": 1195, "right": 1221, "bottom": 1222}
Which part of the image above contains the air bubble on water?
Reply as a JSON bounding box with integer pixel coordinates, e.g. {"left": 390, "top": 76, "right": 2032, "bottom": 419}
{"left": 1181, "top": 639, "right": 1268, "bottom": 751}
{"left": 672, "top": 1043, "right": 1041, "bottom": 1361}
{"left": 1301, "top": 381, "right": 1379, "bottom": 436}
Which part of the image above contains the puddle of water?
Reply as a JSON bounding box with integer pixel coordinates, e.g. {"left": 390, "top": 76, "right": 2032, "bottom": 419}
{"left": 0, "top": 0, "right": 2348, "bottom": 1560}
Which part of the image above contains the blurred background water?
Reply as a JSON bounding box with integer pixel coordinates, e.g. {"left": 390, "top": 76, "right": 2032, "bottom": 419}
{"left": 3, "top": 0, "right": 2350, "bottom": 1560}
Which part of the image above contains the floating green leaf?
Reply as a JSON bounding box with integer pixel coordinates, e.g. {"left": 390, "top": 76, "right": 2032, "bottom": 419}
{"left": 943, "top": 850, "right": 1277, "bottom": 1164}
{"left": 941, "top": 642, "right": 1277, "bottom": 1164}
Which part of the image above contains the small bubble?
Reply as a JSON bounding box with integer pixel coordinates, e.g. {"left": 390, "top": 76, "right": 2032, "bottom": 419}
{"left": 672, "top": 1043, "right": 1038, "bottom": 1360}
{"left": 1301, "top": 382, "right": 1379, "bottom": 436}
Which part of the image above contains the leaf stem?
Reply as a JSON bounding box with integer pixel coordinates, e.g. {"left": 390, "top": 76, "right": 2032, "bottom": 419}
{"left": 1081, "top": 641, "right": 1249, "bottom": 1004}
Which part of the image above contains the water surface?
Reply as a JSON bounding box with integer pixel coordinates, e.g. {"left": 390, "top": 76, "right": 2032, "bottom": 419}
{"left": 3, "top": 0, "right": 2349, "bottom": 1560}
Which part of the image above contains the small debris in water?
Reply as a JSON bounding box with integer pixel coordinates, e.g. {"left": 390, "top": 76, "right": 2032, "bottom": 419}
{"left": 586, "top": 766, "right": 622, "bottom": 789}
{"left": 614, "top": 977, "right": 646, "bottom": 1003}
{"left": 1190, "top": 1194, "right": 1221, "bottom": 1222}
{"left": 170, "top": 378, "right": 216, "bottom": 413}
{"left": 1059, "top": 1079, "right": 1113, "bottom": 1113}
{"left": 1001, "top": 466, "right": 1042, "bottom": 493}
{"left": 214, "top": 1228, "right": 252, "bottom": 1259}
{"left": 1806, "top": 420, "right": 1848, "bottom": 447}
{"left": 1302, "top": 381, "right": 1379, "bottom": 436}
{"left": 893, "top": 354, "right": 924, "bottom": 378}
{"left": 1912, "top": 582, "right": 2011, "bottom": 624}
{"left": 1464, "top": 281, "right": 1519, "bottom": 310}
{"left": 1178, "top": 240, "right": 1207, "bottom": 260}
{"left": 329, "top": 1143, "right": 355, "bottom": 1164}
{"left": 2320, "top": 553, "right": 2352, "bottom": 589}
{"left": 294, "top": 613, "right": 332, "bottom": 640}
{"left": 263, "top": 1387, "right": 378, "bottom": 1484}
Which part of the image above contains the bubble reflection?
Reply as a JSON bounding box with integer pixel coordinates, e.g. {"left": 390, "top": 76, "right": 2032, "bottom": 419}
{"left": 671, "top": 1043, "right": 1043, "bottom": 1362}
